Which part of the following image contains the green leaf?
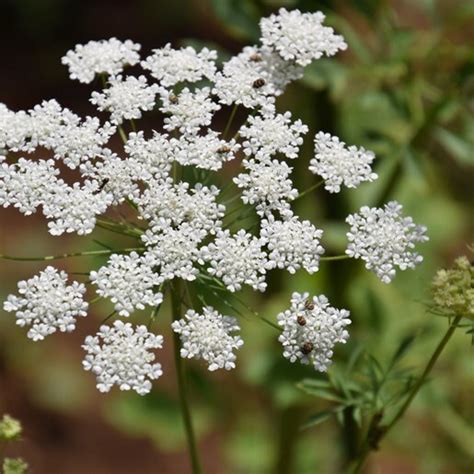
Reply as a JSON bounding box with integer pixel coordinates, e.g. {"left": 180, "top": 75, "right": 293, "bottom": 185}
{"left": 298, "top": 384, "right": 345, "bottom": 403}
{"left": 301, "top": 406, "right": 344, "bottom": 430}
{"left": 435, "top": 127, "right": 474, "bottom": 165}
{"left": 389, "top": 334, "right": 417, "bottom": 368}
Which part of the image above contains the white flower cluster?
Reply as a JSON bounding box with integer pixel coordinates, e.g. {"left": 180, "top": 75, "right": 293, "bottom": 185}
{"left": 82, "top": 320, "right": 163, "bottom": 395}
{"left": 62, "top": 38, "right": 141, "bottom": 83}
{"left": 90, "top": 252, "right": 163, "bottom": 316}
{"left": 172, "top": 307, "right": 244, "bottom": 371}
{"left": 277, "top": 292, "right": 350, "bottom": 371}
{"left": 3, "top": 267, "right": 88, "bottom": 341}
{"left": 261, "top": 216, "right": 324, "bottom": 274}
{"left": 260, "top": 8, "right": 347, "bottom": 66}
{"left": 309, "top": 132, "right": 378, "bottom": 193}
{"left": 346, "top": 201, "right": 429, "bottom": 283}
{"left": 0, "top": 8, "right": 430, "bottom": 392}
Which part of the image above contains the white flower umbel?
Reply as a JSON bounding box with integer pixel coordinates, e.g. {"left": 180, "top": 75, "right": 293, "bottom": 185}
{"left": 309, "top": 132, "right": 378, "bottom": 193}
{"left": 199, "top": 229, "right": 272, "bottom": 292}
{"left": 3, "top": 267, "right": 88, "bottom": 341}
{"left": 277, "top": 292, "right": 350, "bottom": 371}
{"left": 91, "top": 75, "right": 159, "bottom": 124}
{"left": 260, "top": 9, "right": 347, "bottom": 67}
{"left": 234, "top": 159, "right": 298, "bottom": 217}
{"left": 346, "top": 201, "right": 429, "bottom": 283}
{"left": 142, "top": 43, "right": 217, "bottom": 87}
{"left": 90, "top": 252, "right": 163, "bottom": 316}
{"left": 82, "top": 320, "right": 163, "bottom": 395}
{"left": 159, "top": 87, "right": 220, "bottom": 135}
{"left": 261, "top": 216, "right": 324, "bottom": 274}
{"left": 62, "top": 38, "right": 141, "bottom": 84}
{"left": 239, "top": 111, "right": 308, "bottom": 160}
{"left": 172, "top": 307, "right": 244, "bottom": 371}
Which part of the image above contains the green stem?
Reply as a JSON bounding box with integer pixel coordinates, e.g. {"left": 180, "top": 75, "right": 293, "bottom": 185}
{"left": 294, "top": 179, "right": 324, "bottom": 202}
{"left": 223, "top": 104, "right": 239, "bottom": 139}
{"left": 171, "top": 280, "right": 202, "bottom": 474}
{"left": 350, "top": 313, "right": 463, "bottom": 473}
{"left": 320, "top": 255, "right": 350, "bottom": 262}
{"left": 0, "top": 248, "right": 143, "bottom": 262}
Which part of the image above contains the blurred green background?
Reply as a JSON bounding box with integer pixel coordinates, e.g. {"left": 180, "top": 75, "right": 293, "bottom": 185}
{"left": 0, "top": 0, "right": 473, "bottom": 473}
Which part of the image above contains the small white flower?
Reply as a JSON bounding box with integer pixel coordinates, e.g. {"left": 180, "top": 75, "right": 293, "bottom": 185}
{"left": 142, "top": 43, "right": 217, "bottom": 87}
{"left": 172, "top": 307, "right": 244, "bottom": 371}
{"left": 199, "top": 229, "right": 272, "bottom": 292}
{"left": 91, "top": 75, "right": 159, "bottom": 124}
{"left": 62, "top": 38, "right": 141, "bottom": 83}
{"left": 239, "top": 111, "right": 308, "bottom": 159}
{"left": 234, "top": 159, "right": 298, "bottom": 218}
{"left": 260, "top": 9, "right": 347, "bottom": 67}
{"left": 3, "top": 267, "right": 88, "bottom": 341}
{"left": 159, "top": 87, "right": 220, "bottom": 135}
{"left": 90, "top": 252, "right": 163, "bottom": 316}
{"left": 82, "top": 320, "right": 163, "bottom": 395}
{"left": 309, "top": 132, "right": 378, "bottom": 193}
{"left": 261, "top": 216, "right": 324, "bottom": 274}
{"left": 277, "top": 292, "right": 350, "bottom": 371}
{"left": 346, "top": 201, "right": 429, "bottom": 283}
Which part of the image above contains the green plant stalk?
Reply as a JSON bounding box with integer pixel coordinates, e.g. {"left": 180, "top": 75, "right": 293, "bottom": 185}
{"left": 350, "top": 313, "right": 463, "bottom": 473}
{"left": 171, "top": 280, "right": 202, "bottom": 474}
{"left": 223, "top": 104, "right": 239, "bottom": 139}
{"left": 0, "top": 248, "right": 144, "bottom": 261}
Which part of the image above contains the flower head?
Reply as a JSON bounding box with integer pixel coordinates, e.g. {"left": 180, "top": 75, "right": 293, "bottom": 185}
{"left": 3, "top": 267, "right": 88, "bottom": 341}
{"left": 82, "top": 320, "right": 163, "bottom": 395}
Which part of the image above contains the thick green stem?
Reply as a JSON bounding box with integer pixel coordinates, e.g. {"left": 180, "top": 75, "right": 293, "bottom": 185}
{"left": 171, "top": 280, "right": 202, "bottom": 474}
{"left": 350, "top": 314, "right": 463, "bottom": 473}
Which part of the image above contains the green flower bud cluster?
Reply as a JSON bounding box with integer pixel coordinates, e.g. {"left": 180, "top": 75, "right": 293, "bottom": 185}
{"left": 2, "top": 458, "right": 28, "bottom": 474}
{"left": 0, "top": 415, "right": 22, "bottom": 442}
{"left": 432, "top": 255, "right": 474, "bottom": 319}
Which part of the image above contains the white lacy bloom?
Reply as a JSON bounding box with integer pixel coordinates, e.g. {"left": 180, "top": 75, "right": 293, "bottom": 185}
{"left": 346, "top": 201, "right": 429, "bottom": 283}
{"left": 213, "top": 53, "right": 276, "bottom": 111}
{"left": 91, "top": 75, "right": 159, "bottom": 124}
{"left": 172, "top": 307, "right": 244, "bottom": 371}
{"left": 90, "top": 252, "right": 163, "bottom": 316}
{"left": 159, "top": 87, "right": 220, "bottom": 135}
{"left": 0, "top": 158, "right": 60, "bottom": 215}
{"left": 260, "top": 9, "right": 347, "bottom": 67}
{"left": 309, "top": 132, "right": 378, "bottom": 193}
{"left": 199, "top": 229, "right": 272, "bottom": 292}
{"left": 277, "top": 292, "right": 350, "bottom": 371}
{"left": 0, "top": 104, "right": 33, "bottom": 152}
{"left": 3, "top": 267, "right": 88, "bottom": 341}
{"left": 239, "top": 112, "right": 308, "bottom": 159}
{"left": 124, "top": 131, "right": 173, "bottom": 180}
{"left": 62, "top": 38, "right": 141, "bottom": 83}
{"left": 135, "top": 179, "right": 224, "bottom": 233}
{"left": 173, "top": 132, "right": 240, "bottom": 171}
{"left": 142, "top": 43, "right": 217, "bottom": 87}
{"left": 43, "top": 180, "right": 113, "bottom": 235}
{"left": 261, "top": 216, "right": 324, "bottom": 274}
{"left": 234, "top": 159, "right": 298, "bottom": 217}
{"left": 142, "top": 222, "right": 205, "bottom": 282}
{"left": 82, "top": 320, "right": 163, "bottom": 395}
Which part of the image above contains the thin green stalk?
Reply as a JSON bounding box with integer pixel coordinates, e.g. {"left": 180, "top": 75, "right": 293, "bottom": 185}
{"left": 294, "top": 179, "right": 324, "bottom": 202}
{"left": 0, "top": 248, "right": 143, "bottom": 262}
{"left": 171, "top": 280, "right": 202, "bottom": 474}
{"left": 223, "top": 104, "right": 239, "bottom": 139}
{"left": 320, "top": 255, "right": 350, "bottom": 262}
{"left": 350, "top": 313, "right": 463, "bottom": 473}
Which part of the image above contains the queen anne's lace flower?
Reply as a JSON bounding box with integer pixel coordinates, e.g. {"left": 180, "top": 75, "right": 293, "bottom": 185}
{"left": 346, "top": 201, "right": 429, "bottom": 283}
{"left": 173, "top": 132, "right": 240, "bottom": 171}
{"left": 142, "top": 43, "right": 217, "bottom": 87}
{"left": 90, "top": 252, "right": 163, "bottom": 316}
{"left": 172, "top": 307, "right": 244, "bottom": 371}
{"left": 309, "top": 132, "right": 378, "bottom": 193}
{"left": 239, "top": 112, "right": 308, "bottom": 159}
{"left": 159, "top": 87, "right": 220, "bottom": 135}
{"left": 82, "top": 320, "right": 163, "bottom": 395}
{"left": 234, "top": 159, "right": 298, "bottom": 217}
{"left": 260, "top": 9, "right": 347, "bottom": 67}
{"left": 91, "top": 75, "right": 159, "bottom": 124}
{"left": 277, "top": 292, "right": 350, "bottom": 371}
{"left": 3, "top": 267, "right": 88, "bottom": 341}
{"left": 199, "top": 229, "right": 273, "bottom": 292}
{"left": 62, "top": 38, "right": 141, "bottom": 83}
{"left": 261, "top": 216, "right": 324, "bottom": 274}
